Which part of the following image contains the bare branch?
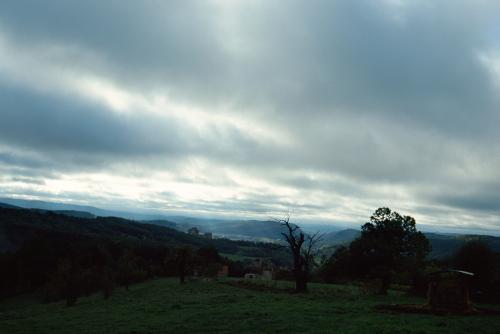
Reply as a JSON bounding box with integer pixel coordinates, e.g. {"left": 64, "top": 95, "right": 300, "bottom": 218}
{"left": 272, "top": 213, "right": 323, "bottom": 293}
{"left": 302, "top": 231, "right": 325, "bottom": 268}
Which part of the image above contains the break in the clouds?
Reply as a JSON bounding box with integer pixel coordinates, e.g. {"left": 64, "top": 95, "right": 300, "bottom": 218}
{"left": 1, "top": 0, "right": 500, "bottom": 233}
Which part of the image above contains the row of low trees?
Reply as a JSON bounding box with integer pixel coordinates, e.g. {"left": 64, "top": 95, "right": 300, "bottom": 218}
{"left": 281, "top": 207, "right": 500, "bottom": 302}
{"left": 0, "top": 207, "right": 294, "bottom": 306}
{"left": 0, "top": 235, "right": 227, "bottom": 306}
{"left": 279, "top": 207, "right": 430, "bottom": 294}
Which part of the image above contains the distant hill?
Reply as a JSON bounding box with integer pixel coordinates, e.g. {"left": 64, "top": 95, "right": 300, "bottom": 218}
{"left": 0, "top": 207, "right": 194, "bottom": 253}
{"left": 143, "top": 216, "right": 295, "bottom": 242}
{"left": 320, "top": 229, "right": 360, "bottom": 247}
{"left": 0, "top": 199, "right": 290, "bottom": 242}
{"left": 163, "top": 216, "right": 345, "bottom": 241}
{"left": 425, "top": 233, "right": 500, "bottom": 259}
{"left": 2, "top": 198, "right": 499, "bottom": 259}
{"left": 0, "top": 207, "right": 290, "bottom": 264}
{"left": 0, "top": 202, "right": 20, "bottom": 209}
{"left": 0, "top": 200, "right": 98, "bottom": 219}
{"left": 317, "top": 228, "right": 500, "bottom": 259}
{"left": 209, "top": 220, "right": 287, "bottom": 240}
{"left": 140, "top": 219, "right": 177, "bottom": 230}
{"left": 0, "top": 198, "right": 168, "bottom": 221}
{"left": 30, "top": 209, "right": 97, "bottom": 219}
{"left": 0, "top": 199, "right": 340, "bottom": 242}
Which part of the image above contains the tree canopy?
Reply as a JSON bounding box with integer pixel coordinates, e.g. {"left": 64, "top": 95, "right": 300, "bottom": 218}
{"left": 351, "top": 207, "right": 430, "bottom": 293}
{"left": 321, "top": 207, "right": 431, "bottom": 294}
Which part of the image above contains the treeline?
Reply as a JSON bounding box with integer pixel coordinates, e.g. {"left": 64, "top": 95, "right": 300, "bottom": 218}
{"left": 0, "top": 208, "right": 288, "bottom": 306}
{"left": 0, "top": 231, "right": 230, "bottom": 306}
{"left": 317, "top": 208, "right": 500, "bottom": 303}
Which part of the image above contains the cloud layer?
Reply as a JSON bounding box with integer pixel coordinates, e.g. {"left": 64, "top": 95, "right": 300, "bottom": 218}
{"left": 1, "top": 0, "right": 500, "bottom": 233}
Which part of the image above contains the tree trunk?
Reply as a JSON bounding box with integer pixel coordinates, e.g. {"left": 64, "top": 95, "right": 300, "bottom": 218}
{"left": 179, "top": 258, "right": 186, "bottom": 284}
{"left": 295, "top": 276, "right": 307, "bottom": 293}
{"left": 179, "top": 265, "right": 186, "bottom": 284}
{"left": 379, "top": 274, "right": 391, "bottom": 295}
{"left": 294, "top": 270, "right": 308, "bottom": 293}
{"left": 292, "top": 250, "right": 308, "bottom": 293}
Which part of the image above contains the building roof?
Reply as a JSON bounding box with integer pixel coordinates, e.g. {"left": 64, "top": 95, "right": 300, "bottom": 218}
{"left": 428, "top": 269, "right": 474, "bottom": 277}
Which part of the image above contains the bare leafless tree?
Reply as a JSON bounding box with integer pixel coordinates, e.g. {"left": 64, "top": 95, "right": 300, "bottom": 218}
{"left": 273, "top": 214, "right": 323, "bottom": 293}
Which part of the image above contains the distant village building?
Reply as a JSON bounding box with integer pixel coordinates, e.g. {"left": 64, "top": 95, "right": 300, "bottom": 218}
{"left": 244, "top": 258, "right": 277, "bottom": 280}
{"left": 188, "top": 227, "right": 199, "bottom": 236}
{"left": 204, "top": 232, "right": 213, "bottom": 239}
{"left": 261, "top": 270, "right": 274, "bottom": 280}
{"left": 253, "top": 258, "right": 263, "bottom": 269}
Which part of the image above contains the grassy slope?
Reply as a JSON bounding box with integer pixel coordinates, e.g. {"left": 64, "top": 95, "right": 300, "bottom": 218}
{"left": 1, "top": 279, "right": 499, "bottom": 334}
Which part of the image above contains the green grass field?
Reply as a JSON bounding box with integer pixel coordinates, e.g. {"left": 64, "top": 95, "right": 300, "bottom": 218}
{"left": 1, "top": 278, "right": 499, "bottom": 334}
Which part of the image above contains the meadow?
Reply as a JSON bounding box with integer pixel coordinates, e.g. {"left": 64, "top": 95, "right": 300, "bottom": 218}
{"left": 1, "top": 278, "right": 499, "bottom": 334}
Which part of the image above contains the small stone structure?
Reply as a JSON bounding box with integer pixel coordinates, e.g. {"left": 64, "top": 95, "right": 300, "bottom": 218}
{"left": 217, "top": 265, "right": 229, "bottom": 278}
{"left": 188, "top": 227, "right": 199, "bottom": 235}
{"left": 427, "top": 270, "right": 474, "bottom": 312}
{"left": 245, "top": 258, "right": 277, "bottom": 280}
{"left": 262, "top": 270, "right": 274, "bottom": 280}
{"left": 377, "top": 269, "right": 500, "bottom": 315}
{"left": 244, "top": 273, "right": 259, "bottom": 279}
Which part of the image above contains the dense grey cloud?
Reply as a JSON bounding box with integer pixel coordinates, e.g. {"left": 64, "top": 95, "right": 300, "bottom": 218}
{"left": 0, "top": 82, "right": 180, "bottom": 155}
{"left": 1, "top": 0, "right": 500, "bottom": 233}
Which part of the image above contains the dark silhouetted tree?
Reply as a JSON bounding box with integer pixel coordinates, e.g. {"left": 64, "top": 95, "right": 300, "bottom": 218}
{"left": 349, "top": 207, "right": 430, "bottom": 294}
{"left": 43, "top": 258, "right": 81, "bottom": 307}
{"left": 99, "top": 266, "right": 114, "bottom": 299}
{"left": 275, "top": 214, "right": 323, "bottom": 293}
{"left": 454, "top": 241, "right": 497, "bottom": 298}
{"left": 117, "top": 249, "right": 146, "bottom": 291}
{"left": 175, "top": 246, "right": 193, "bottom": 284}
{"left": 319, "top": 245, "right": 352, "bottom": 283}
{"left": 196, "top": 246, "right": 221, "bottom": 277}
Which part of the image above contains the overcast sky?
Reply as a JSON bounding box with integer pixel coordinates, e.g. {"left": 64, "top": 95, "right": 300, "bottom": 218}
{"left": 1, "top": 0, "right": 500, "bottom": 233}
